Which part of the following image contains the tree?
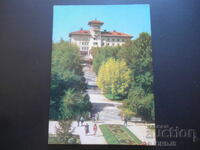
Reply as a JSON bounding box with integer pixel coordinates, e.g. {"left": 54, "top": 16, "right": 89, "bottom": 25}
{"left": 124, "top": 87, "right": 155, "bottom": 121}
{"left": 97, "top": 58, "right": 132, "bottom": 98}
{"left": 92, "top": 46, "right": 121, "bottom": 74}
{"left": 52, "top": 39, "right": 82, "bottom": 76}
{"left": 49, "top": 40, "right": 88, "bottom": 120}
{"left": 118, "top": 33, "right": 153, "bottom": 93}
{"left": 55, "top": 120, "right": 80, "bottom": 144}
{"left": 130, "top": 32, "right": 153, "bottom": 93}
{"left": 60, "top": 89, "right": 91, "bottom": 120}
{"left": 55, "top": 120, "right": 72, "bottom": 144}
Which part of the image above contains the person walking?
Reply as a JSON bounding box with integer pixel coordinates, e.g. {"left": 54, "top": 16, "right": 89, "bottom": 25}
{"left": 85, "top": 123, "right": 89, "bottom": 135}
{"left": 96, "top": 113, "right": 99, "bottom": 121}
{"left": 92, "top": 114, "right": 96, "bottom": 123}
{"left": 77, "top": 116, "right": 80, "bottom": 127}
{"left": 93, "top": 123, "right": 97, "bottom": 135}
{"left": 124, "top": 117, "right": 128, "bottom": 126}
{"left": 80, "top": 116, "right": 84, "bottom": 126}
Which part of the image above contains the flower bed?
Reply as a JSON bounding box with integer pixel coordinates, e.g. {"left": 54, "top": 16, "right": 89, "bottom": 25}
{"left": 48, "top": 134, "right": 80, "bottom": 144}
{"left": 100, "top": 124, "right": 142, "bottom": 145}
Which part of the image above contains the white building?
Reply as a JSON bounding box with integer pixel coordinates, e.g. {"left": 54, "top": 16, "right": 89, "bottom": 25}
{"left": 69, "top": 20, "right": 133, "bottom": 58}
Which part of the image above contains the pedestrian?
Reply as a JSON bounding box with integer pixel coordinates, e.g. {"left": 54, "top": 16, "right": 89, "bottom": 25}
{"left": 80, "top": 116, "right": 84, "bottom": 126}
{"left": 96, "top": 113, "right": 99, "bottom": 121}
{"left": 77, "top": 116, "right": 80, "bottom": 127}
{"left": 85, "top": 123, "right": 89, "bottom": 135}
{"left": 92, "top": 114, "right": 96, "bottom": 123}
{"left": 124, "top": 117, "right": 128, "bottom": 126}
{"left": 93, "top": 123, "right": 97, "bottom": 135}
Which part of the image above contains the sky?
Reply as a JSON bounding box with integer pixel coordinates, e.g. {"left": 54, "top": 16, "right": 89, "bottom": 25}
{"left": 53, "top": 5, "right": 151, "bottom": 42}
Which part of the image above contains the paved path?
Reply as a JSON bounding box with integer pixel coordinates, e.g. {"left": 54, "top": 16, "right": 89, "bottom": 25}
{"left": 71, "top": 121, "right": 107, "bottom": 144}
{"left": 66, "top": 64, "right": 123, "bottom": 144}
{"left": 83, "top": 65, "right": 122, "bottom": 121}
{"left": 48, "top": 64, "right": 156, "bottom": 145}
{"left": 49, "top": 120, "right": 156, "bottom": 145}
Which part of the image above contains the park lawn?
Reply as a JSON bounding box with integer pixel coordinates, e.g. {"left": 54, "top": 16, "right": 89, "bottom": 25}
{"left": 48, "top": 134, "right": 81, "bottom": 144}
{"left": 105, "top": 93, "right": 123, "bottom": 101}
{"left": 48, "top": 134, "right": 60, "bottom": 144}
{"left": 100, "top": 124, "right": 142, "bottom": 145}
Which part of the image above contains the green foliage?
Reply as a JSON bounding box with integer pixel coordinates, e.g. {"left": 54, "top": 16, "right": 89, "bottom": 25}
{"left": 55, "top": 120, "right": 80, "bottom": 144}
{"left": 52, "top": 40, "right": 82, "bottom": 75}
{"left": 100, "top": 124, "right": 142, "bottom": 145}
{"left": 121, "top": 108, "right": 136, "bottom": 120}
{"left": 92, "top": 32, "right": 155, "bottom": 121}
{"left": 92, "top": 46, "right": 121, "bottom": 74}
{"left": 60, "top": 89, "right": 91, "bottom": 120}
{"left": 49, "top": 40, "right": 91, "bottom": 120}
{"left": 97, "top": 58, "right": 132, "bottom": 98}
{"left": 121, "top": 126, "right": 142, "bottom": 144}
{"left": 105, "top": 93, "right": 123, "bottom": 101}
{"left": 130, "top": 32, "right": 153, "bottom": 93}
{"left": 125, "top": 86, "right": 155, "bottom": 121}
{"left": 99, "top": 124, "right": 119, "bottom": 144}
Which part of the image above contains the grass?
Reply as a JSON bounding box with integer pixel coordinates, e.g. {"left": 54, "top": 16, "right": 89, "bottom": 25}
{"left": 105, "top": 93, "right": 123, "bottom": 101}
{"left": 121, "top": 126, "right": 142, "bottom": 144}
{"left": 99, "top": 124, "right": 120, "bottom": 144}
{"left": 48, "top": 136, "right": 60, "bottom": 144}
{"left": 100, "top": 124, "right": 142, "bottom": 145}
{"left": 48, "top": 134, "right": 81, "bottom": 144}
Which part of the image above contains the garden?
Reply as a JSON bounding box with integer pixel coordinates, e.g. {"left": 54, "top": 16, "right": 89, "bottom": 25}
{"left": 100, "top": 124, "right": 142, "bottom": 145}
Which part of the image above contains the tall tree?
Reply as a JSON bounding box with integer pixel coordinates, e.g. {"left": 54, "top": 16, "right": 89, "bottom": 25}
{"left": 92, "top": 46, "right": 120, "bottom": 74}
{"left": 97, "top": 58, "right": 132, "bottom": 98}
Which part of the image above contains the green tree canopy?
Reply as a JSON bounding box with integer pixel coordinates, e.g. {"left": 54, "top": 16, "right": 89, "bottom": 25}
{"left": 60, "top": 89, "right": 91, "bottom": 120}
{"left": 97, "top": 58, "right": 132, "bottom": 98}
{"left": 92, "top": 46, "right": 121, "bottom": 74}
{"left": 52, "top": 39, "right": 82, "bottom": 76}
{"left": 49, "top": 40, "right": 90, "bottom": 120}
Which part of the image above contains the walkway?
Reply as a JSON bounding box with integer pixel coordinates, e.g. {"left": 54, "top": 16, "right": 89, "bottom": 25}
{"left": 83, "top": 64, "right": 122, "bottom": 121}
{"left": 48, "top": 63, "right": 156, "bottom": 145}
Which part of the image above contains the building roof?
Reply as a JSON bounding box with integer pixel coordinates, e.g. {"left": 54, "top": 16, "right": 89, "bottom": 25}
{"left": 88, "top": 20, "right": 104, "bottom": 25}
{"left": 69, "top": 30, "right": 90, "bottom": 37}
{"left": 101, "top": 31, "right": 133, "bottom": 38}
{"left": 69, "top": 30, "right": 132, "bottom": 38}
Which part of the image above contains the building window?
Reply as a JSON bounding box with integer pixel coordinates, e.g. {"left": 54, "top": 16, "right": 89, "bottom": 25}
{"left": 80, "top": 51, "right": 87, "bottom": 56}
{"left": 107, "top": 43, "right": 110, "bottom": 46}
{"left": 122, "top": 39, "right": 125, "bottom": 42}
{"left": 107, "top": 38, "right": 110, "bottom": 41}
{"left": 117, "top": 39, "right": 120, "bottom": 42}
{"left": 112, "top": 39, "right": 115, "bottom": 42}
{"left": 82, "top": 47, "right": 89, "bottom": 51}
{"left": 112, "top": 43, "right": 115, "bottom": 46}
{"left": 93, "top": 42, "right": 98, "bottom": 45}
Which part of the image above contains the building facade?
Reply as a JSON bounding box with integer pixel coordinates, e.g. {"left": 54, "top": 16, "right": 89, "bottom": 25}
{"left": 69, "top": 20, "right": 133, "bottom": 58}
